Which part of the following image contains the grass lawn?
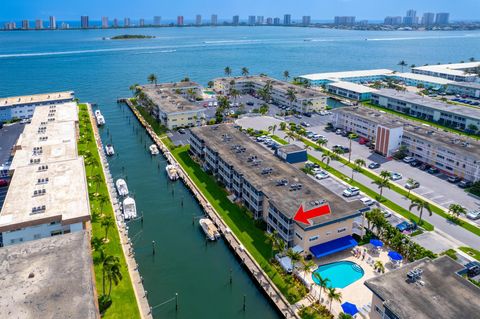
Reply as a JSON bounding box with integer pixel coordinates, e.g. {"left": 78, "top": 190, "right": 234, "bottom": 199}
{"left": 459, "top": 247, "right": 480, "bottom": 261}
{"left": 78, "top": 104, "right": 141, "bottom": 319}
{"left": 168, "top": 144, "right": 307, "bottom": 303}
{"left": 129, "top": 98, "right": 168, "bottom": 137}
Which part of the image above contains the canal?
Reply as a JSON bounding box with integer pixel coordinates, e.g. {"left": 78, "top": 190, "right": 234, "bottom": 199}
{"left": 98, "top": 102, "right": 279, "bottom": 318}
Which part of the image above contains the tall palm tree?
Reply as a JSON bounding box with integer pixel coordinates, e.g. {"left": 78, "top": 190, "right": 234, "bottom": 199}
{"left": 322, "top": 152, "right": 334, "bottom": 168}
{"left": 283, "top": 70, "right": 290, "bottom": 82}
{"left": 398, "top": 60, "right": 408, "bottom": 72}
{"left": 268, "top": 124, "right": 277, "bottom": 136}
{"left": 147, "top": 74, "right": 157, "bottom": 86}
{"left": 97, "top": 194, "right": 109, "bottom": 215}
{"left": 352, "top": 158, "right": 366, "bottom": 180}
{"left": 229, "top": 88, "right": 240, "bottom": 104}
{"left": 405, "top": 178, "right": 416, "bottom": 198}
{"left": 448, "top": 203, "right": 466, "bottom": 221}
{"left": 90, "top": 173, "right": 103, "bottom": 195}
{"left": 313, "top": 273, "right": 330, "bottom": 304}
{"left": 409, "top": 198, "right": 432, "bottom": 225}
{"left": 372, "top": 171, "right": 391, "bottom": 199}
{"left": 286, "top": 88, "right": 297, "bottom": 108}
{"left": 286, "top": 248, "right": 301, "bottom": 270}
{"left": 101, "top": 215, "right": 115, "bottom": 241}
{"left": 347, "top": 133, "right": 356, "bottom": 162}
{"left": 241, "top": 67, "right": 249, "bottom": 77}
{"left": 285, "top": 130, "right": 296, "bottom": 143}
{"left": 327, "top": 287, "right": 342, "bottom": 312}
{"left": 266, "top": 230, "right": 279, "bottom": 259}
{"left": 103, "top": 255, "right": 123, "bottom": 297}
{"left": 300, "top": 258, "right": 316, "bottom": 280}
{"left": 91, "top": 236, "right": 105, "bottom": 253}
{"left": 224, "top": 66, "right": 232, "bottom": 77}
{"left": 317, "top": 138, "right": 327, "bottom": 150}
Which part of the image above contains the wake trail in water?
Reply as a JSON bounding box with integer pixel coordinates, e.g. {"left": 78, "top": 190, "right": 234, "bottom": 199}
{"left": 366, "top": 34, "right": 480, "bottom": 41}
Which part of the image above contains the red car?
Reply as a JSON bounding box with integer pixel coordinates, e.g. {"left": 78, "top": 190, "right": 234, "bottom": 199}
{"left": 0, "top": 179, "right": 9, "bottom": 187}
{"left": 359, "top": 137, "right": 369, "bottom": 145}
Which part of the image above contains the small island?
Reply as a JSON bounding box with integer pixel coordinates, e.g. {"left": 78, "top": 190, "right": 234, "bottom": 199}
{"left": 109, "top": 34, "right": 155, "bottom": 40}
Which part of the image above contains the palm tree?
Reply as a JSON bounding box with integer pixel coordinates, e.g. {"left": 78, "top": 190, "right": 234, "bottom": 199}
{"left": 241, "top": 67, "right": 249, "bottom": 77}
{"left": 372, "top": 171, "right": 391, "bottom": 199}
{"left": 101, "top": 215, "right": 115, "bottom": 241}
{"left": 286, "top": 89, "right": 297, "bottom": 108}
{"left": 448, "top": 203, "right": 466, "bottom": 221}
{"left": 147, "top": 74, "right": 157, "bottom": 86}
{"left": 283, "top": 70, "right": 290, "bottom": 81}
{"left": 409, "top": 198, "right": 432, "bottom": 225}
{"left": 229, "top": 88, "right": 240, "bottom": 104}
{"left": 312, "top": 273, "right": 330, "bottom": 304}
{"left": 299, "top": 258, "right": 315, "bottom": 280}
{"left": 129, "top": 83, "right": 140, "bottom": 96}
{"left": 398, "top": 60, "right": 408, "bottom": 72}
{"left": 352, "top": 158, "right": 366, "bottom": 180}
{"left": 338, "top": 313, "right": 353, "bottom": 319}
{"left": 285, "top": 131, "right": 297, "bottom": 143}
{"left": 224, "top": 66, "right": 232, "bottom": 77}
{"left": 322, "top": 152, "right": 334, "bottom": 169}
{"left": 90, "top": 173, "right": 103, "bottom": 195}
{"left": 317, "top": 138, "right": 327, "bottom": 150}
{"left": 286, "top": 248, "right": 302, "bottom": 270}
{"left": 267, "top": 124, "right": 277, "bottom": 136}
{"left": 327, "top": 287, "right": 342, "bottom": 312}
{"left": 266, "top": 230, "right": 279, "bottom": 259}
{"left": 97, "top": 194, "right": 109, "bottom": 215}
{"left": 405, "top": 178, "right": 416, "bottom": 198}
{"left": 103, "top": 255, "right": 123, "bottom": 298}
{"left": 91, "top": 236, "right": 105, "bottom": 253}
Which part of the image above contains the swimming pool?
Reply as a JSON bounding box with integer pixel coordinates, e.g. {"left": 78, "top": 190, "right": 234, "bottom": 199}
{"left": 312, "top": 261, "right": 364, "bottom": 289}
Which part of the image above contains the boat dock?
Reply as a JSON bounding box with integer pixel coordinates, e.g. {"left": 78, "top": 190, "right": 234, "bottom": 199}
{"left": 87, "top": 104, "right": 153, "bottom": 319}
{"left": 122, "top": 99, "right": 299, "bottom": 319}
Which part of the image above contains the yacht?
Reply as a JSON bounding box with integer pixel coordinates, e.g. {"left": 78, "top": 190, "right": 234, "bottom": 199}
{"left": 122, "top": 196, "right": 137, "bottom": 220}
{"left": 105, "top": 144, "right": 115, "bottom": 156}
{"left": 149, "top": 144, "right": 160, "bottom": 155}
{"left": 166, "top": 164, "right": 179, "bottom": 181}
{"left": 95, "top": 110, "right": 105, "bottom": 126}
{"left": 115, "top": 179, "right": 129, "bottom": 196}
{"left": 199, "top": 218, "right": 220, "bottom": 241}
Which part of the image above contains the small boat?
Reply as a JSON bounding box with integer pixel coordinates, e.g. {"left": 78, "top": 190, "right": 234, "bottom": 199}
{"left": 166, "top": 164, "right": 179, "bottom": 181}
{"left": 199, "top": 218, "right": 220, "bottom": 241}
{"left": 149, "top": 144, "right": 159, "bottom": 155}
{"left": 122, "top": 196, "right": 137, "bottom": 220}
{"left": 95, "top": 110, "right": 105, "bottom": 126}
{"left": 105, "top": 144, "right": 115, "bottom": 156}
{"left": 115, "top": 179, "right": 129, "bottom": 196}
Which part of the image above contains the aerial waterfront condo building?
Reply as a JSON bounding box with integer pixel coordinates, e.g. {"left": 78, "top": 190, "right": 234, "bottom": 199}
{"left": 283, "top": 14, "right": 291, "bottom": 25}
{"left": 384, "top": 16, "right": 402, "bottom": 25}
{"left": 232, "top": 15, "right": 240, "bottom": 25}
{"left": 81, "top": 16, "right": 89, "bottom": 29}
{"left": 334, "top": 16, "right": 356, "bottom": 25}
{"left": 124, "top": 17, "right": 131, "bottom": 27}
{"left": 273, "top": 17, "right": 281, "bottom": 25}
{"left": 196, "top": 15, "right": 202, "bottom": 26}
{"left": 21, "top": 20, "right": 29, "bottom": 30}
{"left": 412, "top": 62, "right": 480, "bottom": 82}
{"left": 421, "top": 12, "right": 435, "bottom": 26}
{"left": 333, "top": 106, "right": 480, "bottom": 181}
{"left": 447, "top": 82, "right": 480, "bottom": 98}
{"left": 302, "top": 16, "right": 311, "bottom": 26}
{"left": 177, "top": 16, "right": 184, "bottom": 26}
{"left": 248, "top": 16, "right": 256, "bottom": 26}
{"left": 403, "top": 9, "right": 418, "bottom": 25}
{"left": 326, "top": 81, "right": 377, "bottom": 101}
{"left": 153, "top": 16, "right": 161, "bottom": 26}
{"left": 113, "top": 18, "right": 119, "bottom": 28}
{"left": 0, "top": 91, "right": 75, "bottom": 122}
{"left": 213, "top": 75, "right": 327, "bottom": 113}
{"left": 298, "top": 69, "right": 395, "bottom": 86}
{"left": 139, "top": 82, "right": 206, "bottom": 130}
{"left": 365, "top": 256, "right": 480, "bottom": 319}
{"left": 256, "top": 16, "right": 264, "bottom": 25}
{"left": 49, "top": 16, "right": 56, "bottom": 29}
{"left": 435, "top": 13, "right": 450, "bottom": 25}
{"left": 189, "top": 124, "right": 367, "bottom": 253}
{"left": 0, "top": 99, "right": 91, "bottom": 246}
{"left": 35, "top": 19, "right": 43, "bottom": 30}
{"left": 211, "top": 14, "right": 218, "bottom": 26}
{"left": 101, "top": 16, "right": 109, "bottom": 28}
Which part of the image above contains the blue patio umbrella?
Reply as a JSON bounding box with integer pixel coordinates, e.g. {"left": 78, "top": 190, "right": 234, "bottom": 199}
{"left": 370, "top": 239, "right": 383, "bottom": 248}
{"left": 388, "top": 251, "right": 403, "bottom": 261}
{"left": 341, "top": 302, "right": 359, "bottom": 316}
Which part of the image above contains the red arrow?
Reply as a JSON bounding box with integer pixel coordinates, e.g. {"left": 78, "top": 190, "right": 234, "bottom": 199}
{"left": 294, "top": 204, "right": 331, "bottom": 225}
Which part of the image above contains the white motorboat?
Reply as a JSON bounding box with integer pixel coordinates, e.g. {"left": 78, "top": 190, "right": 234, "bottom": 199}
{"left": 149, "top": 144, "right": 159, "bottom": 155}
{"left": 122, "top": 196, "right": 137, "bottom": 220}
{"left": 105, "top": 144, "right": 115, "bottom": 156}
{"left": 115, "top": 179, "right": 129, "bottom": 196}
{"left": 199, "top": 218, "right": 220, "bottom": 241}
{"left": 166, "top": 164, "right": 179, "bottom": 181}
{"left": 95, "top": 110, "right": 105, "bottom": 126}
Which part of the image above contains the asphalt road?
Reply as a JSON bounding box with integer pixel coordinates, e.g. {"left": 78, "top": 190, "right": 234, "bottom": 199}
{"left": 0, "top": 122, "right": 24, "bottom": 165}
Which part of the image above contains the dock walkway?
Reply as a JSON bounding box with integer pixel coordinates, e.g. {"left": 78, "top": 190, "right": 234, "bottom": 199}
{"left": 123, "top": 99, "right": 299, "bottom": 319}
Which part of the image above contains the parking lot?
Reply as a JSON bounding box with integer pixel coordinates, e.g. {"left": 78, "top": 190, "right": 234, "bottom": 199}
{"left": 0, "top": 122, "right": 23, "bottom": 208}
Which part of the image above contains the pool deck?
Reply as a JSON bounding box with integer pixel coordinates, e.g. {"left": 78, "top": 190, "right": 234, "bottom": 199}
{"left": 295, "top": 243, "right": 397, "bottom": 318}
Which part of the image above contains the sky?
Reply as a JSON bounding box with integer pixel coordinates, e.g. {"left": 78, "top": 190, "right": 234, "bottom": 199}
{"left": 1, "top": 0, "right": 479, "bottom": 21}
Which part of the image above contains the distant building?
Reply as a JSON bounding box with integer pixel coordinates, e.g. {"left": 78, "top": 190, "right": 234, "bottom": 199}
{"left": 435, "top": 12, "right": 450, "bottom": 25}
{"left": 421, "top": 12, "right": 435, "bottom": 25}
{"left": 195, "top": 14, "right": 202, "bottom": 26}
{"left": 22, "top": 20, "right": 29, "bottom": 30}
{"left": 4, "top": 22, "right": 16, "bottom": 30}
{"left": 49, "top": 16, "right": 56, "bottom": 29}
{"left": 153, "top": 16, "right": 161, "bottom": 26}
{"left": 113, "top": 18, "right": 119, "bottom": 28}
{"left": 302, "top": 16, "right": 311, "bottom": 25}
{"left": 80, "top": 16, "right": 89, "bottom": 29}
{"left": 101, "top": 16, "right": 109, "bottom": 28}
{"left": 177, "top": 16, "right": 184, "bottom": 26}
{"left": 60, "top": 22, "right": 69, "bottom": 29}
{"left": 232, "top": 15, "right": 240, "bottom": 25}
{"left": 334, "top": 16, "right": 356, "bottom": 25}
{"left": 273, "top": 17, "right": 281, "bottom": 25}
{"left": 384, "top": 16, "right": 402, "bottom": 25}
{"left": 412, "top": 62, "right": 480, "bottom": 82}
{"left": 403, "top": 9, "right": 417, "bottom": 25}
{"left": 283, "top": 14, "right": 291, "bottom": 25}
{"left": 298, "top": 69, "right": 394, "bottom": 86}
{"left": 139, "top": 19, "right": 145, "bottom": 27}
{"left": 248, "top": 15, "right": 256, "bottom": 25}
{"left": 35, "top": 19, "right": 43, "bottom": 30}
{"left": 211, "top": 14, "right": 218, "bottom": 26}
{"left": 256, "top": 16, "right": 264, "bottom": 25}
{"left": 124, "top": 17, "right": 130, "bottom": 27}
{"left": 447, "top": 82, "right": 480, "bottom": 98}
{"left": 266, "top": 17, "right": 273, "bottom": 25}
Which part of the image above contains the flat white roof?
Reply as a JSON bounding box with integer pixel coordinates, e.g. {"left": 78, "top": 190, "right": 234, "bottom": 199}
{"left": 0, "top": 91, "right": 74, "bottom": 108}
{"left": 390, "top": 73, "right": 454, "bottom": 85}
{"left": 29, "top": 102, "right": 79, "bottom": 125}
{"left": 327, "top": 81, "right": 377, "bottom": 93}
{"left": 413, "top": 62, "right": 480, "bottom": 77}
{"left": 299, "top": 69, "right": 394, "bottom": 81}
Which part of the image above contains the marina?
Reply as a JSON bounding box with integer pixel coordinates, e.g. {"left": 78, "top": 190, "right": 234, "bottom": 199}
{"left": 199, "top": 218, "right": 221, "bottom": 241}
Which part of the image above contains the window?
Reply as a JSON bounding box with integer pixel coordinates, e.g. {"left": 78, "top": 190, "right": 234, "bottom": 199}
{"left": 309, "top": 236, "right": 319, "bottom": 242}
{"left": 337, "top": 227, "right": 347, "bottom": 233}
{"left": 295, "top": 232, "right": 303, "bottom": 240}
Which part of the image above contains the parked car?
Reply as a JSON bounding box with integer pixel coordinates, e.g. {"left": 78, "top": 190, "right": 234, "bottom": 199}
{"left": 419, "top": 164, "right": 431, "bottom": 171}
{"left": 312, "top": 167, "right": 323, "bottom": 175}
{"left": 294, "top": 114, "right": 303, "bottom": 119}
{"left": 396, "top": 221, "right": 417, "bottom": 232}
{"left": 382, "top": 209, "right": 392, "bottom": 218}
{"left": 458, "top": 180, "right": 473, "bottom": 188}
{"left": 246, "top": 101, "right": 254, "bottom": 106}
{"left": 409, "top": 160, "right": 422, "bottom": 167}
{"left": 335, "top": 129, "right": 343, "bottom": 135}
{"left": 447, "top": 176, "right": 461, "bottom": 183}
{"left": 360, "top": 197, "right": 376, "bottom": 206}
{"left": 405, "top": 180, "right": 420, "bottom": 189}
{"left": 0, "top": 179, "right": 9, "bottom": 187}
{"left": 368, "top": 162, "right": 380, "bottom": 169}
{"left": 315, "top": 171, "right": 330, "bottom": 180}
{"left": 359, "top": 137, "right": 369, "bottom": 145}
{"left": 301, "top": 121, "right": 311, "bottom": 127}
{"left": 466, "top": 210, "right": 480, "bottom": 220}
{"left": 343, "top": 187, "right": 360, "bottom": 197}
{"left": 389, "top": 172, "right": 403, "bottom": 181}
{"left": 178, "top": 128, "right": 186, "bottom": 134}
{"left": 402, "top": 156, "right": 415, "bottom": 163}
{"left": 427, "top": 167, "right": 439, "bottom": 174}
{"left": 332, "top": 145, "right": 349, "bottom": 153}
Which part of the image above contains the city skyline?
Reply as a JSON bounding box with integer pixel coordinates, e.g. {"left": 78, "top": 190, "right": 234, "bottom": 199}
{"left": 1, "top": 0, "right": 479, "bottom": 21}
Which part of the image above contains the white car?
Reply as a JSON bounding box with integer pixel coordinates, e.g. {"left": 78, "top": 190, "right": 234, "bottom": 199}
{"left": 382, "top": 209, "right": 392, "bottom": 218}
{"left": 315, "top": 171, "right": 330, "bottom": 180}
{"left": 389, "top": 172, "right": 403, "bottom": 181}
{"left": 360, "top": 197, "right": 376, "bottom": 206}
{"left": 403, "top": 156, "right": 415, "bottom": 163}
{"left": 466, "top": 210, "right": 480, "bottom": 220}
{"left": 343, "top": 187, "right": 360, "bottom": 197}
{"left": 312, "top": 167, "right": 323, "bottom": 174}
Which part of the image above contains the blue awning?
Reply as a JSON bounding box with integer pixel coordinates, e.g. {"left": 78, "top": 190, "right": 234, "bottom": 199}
{"left": 309, "top": 235, "right": 358, "bottom": 258}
